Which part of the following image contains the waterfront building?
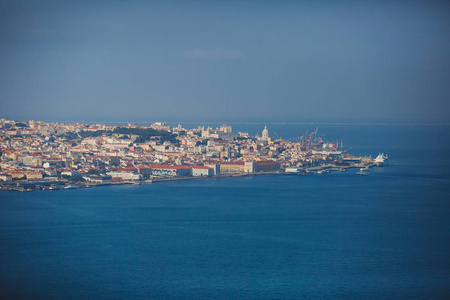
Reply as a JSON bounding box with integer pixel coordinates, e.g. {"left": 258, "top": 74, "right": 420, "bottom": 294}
{"left": 256, "top": 161, "right": 281, "bottom": 172}
{"left": 204, "top": 163, "right": 220, "bottom": 175}
{"left": 82, "top": 175, "right": 112, "bottom": 183}
{"left": 244, "top": 162, "right": 257, "bottom": 173}
{"left": 219, "top": 161, "right": 245, "bottom": 174}
{"left": 108, "top": 171, "right": 143, "bottom": 181}
{"left": 192, "top": 166, "right": 214, "bottom": 177}
{"left": 147, "top": 164, "right": 192, "bottom": 177}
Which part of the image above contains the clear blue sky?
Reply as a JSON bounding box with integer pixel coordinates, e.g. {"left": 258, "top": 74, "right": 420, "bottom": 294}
{"left": 1, "top": 1, "right": 449, "bottom": 123}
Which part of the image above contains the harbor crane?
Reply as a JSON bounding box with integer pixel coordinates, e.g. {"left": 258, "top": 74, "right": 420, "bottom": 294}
{"left": 314, "top": 127, "right": 319, "bottom": 142}
{"left": 273, "top": 130, "right": 281, "bottom": 141}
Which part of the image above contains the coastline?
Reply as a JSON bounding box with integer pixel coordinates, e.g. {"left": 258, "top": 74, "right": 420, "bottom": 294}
{"left": 0, "top": 162, "right": 379, "bottom": 192}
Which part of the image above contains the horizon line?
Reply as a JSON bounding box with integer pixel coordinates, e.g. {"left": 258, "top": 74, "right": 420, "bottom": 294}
{"left": 3, "top": 118, "right": 450, "bottom": 126}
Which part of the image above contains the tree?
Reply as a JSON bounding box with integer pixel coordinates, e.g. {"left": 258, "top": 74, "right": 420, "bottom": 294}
{"left": 68, "top": 176, "right": 85, "bottom": 182}
{"left": 14, "top": 122, "right": 27, "bottom": 128}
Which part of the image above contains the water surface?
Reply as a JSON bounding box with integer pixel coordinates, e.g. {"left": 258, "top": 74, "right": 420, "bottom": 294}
{"left": 1, "top": 125, "right": 449, "bottom": 299}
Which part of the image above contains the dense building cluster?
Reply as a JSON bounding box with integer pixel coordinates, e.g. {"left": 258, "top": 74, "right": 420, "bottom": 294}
{"left": 0, "top": 119, "right": 362, "bottom": 188}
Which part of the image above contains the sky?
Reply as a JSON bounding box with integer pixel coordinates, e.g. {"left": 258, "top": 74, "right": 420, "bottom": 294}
{"left": 0, "top": 0, "right": 449, "bottom": 123}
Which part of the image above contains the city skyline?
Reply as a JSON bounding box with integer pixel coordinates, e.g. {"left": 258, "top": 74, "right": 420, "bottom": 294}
{"left": 1, "top": 1, "right": 449, "bottom": 123}
{"left": 0, "top": 118, "right": 383, "bottom": 191}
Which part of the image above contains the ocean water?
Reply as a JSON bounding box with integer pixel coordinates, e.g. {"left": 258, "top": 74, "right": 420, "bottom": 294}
{"left": 1, "top": 125, "right": 450, "bottom": 299}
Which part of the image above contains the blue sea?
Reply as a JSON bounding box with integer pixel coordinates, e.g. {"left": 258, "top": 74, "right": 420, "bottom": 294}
{"left": 1, "top": 125, "right": 450, "bottom": 299}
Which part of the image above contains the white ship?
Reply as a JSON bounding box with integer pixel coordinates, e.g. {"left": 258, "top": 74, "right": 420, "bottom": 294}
{"left": 375, "top": 153, "right": 388, "bottom": 166}
{"left": 64, "top": 184, "right": 79, "bottom": 190}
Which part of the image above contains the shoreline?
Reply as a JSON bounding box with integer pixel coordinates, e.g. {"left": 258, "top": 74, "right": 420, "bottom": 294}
{"left": 0, "top": 163, "right": 379, "bottom": 192}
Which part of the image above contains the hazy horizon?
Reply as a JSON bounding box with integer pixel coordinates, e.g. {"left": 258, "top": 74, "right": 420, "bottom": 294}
{"left": 3, "top": 117, "right": 450, "bottom": 126}
{"left": 1, "top": 1, "right": 449, "bottom": 123}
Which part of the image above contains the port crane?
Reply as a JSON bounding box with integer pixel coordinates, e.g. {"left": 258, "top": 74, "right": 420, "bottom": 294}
{"left": 297, "top": 127, "right": 325, "bottom": 149}
{"left": 313, "top": 127, "right": 318, "bottom": 142}
{"left": 273, "top": 130, "right": 281, "bottom": 141}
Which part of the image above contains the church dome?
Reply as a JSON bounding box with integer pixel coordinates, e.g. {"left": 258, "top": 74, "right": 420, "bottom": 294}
{"left": 262, "top": 126, "right": 269, "bottom": 139}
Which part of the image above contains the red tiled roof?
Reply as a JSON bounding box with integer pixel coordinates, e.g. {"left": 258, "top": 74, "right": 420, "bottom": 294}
{"left": 192, "top": 166, "right": 212, "bottom": 169}
{"left": 257, "top": 161, "right": 281, "bottom": 165}
{"left": 219, "top": 161, "right": 245, "bottom": 165}
{"left": 147, "top": 164, "right": 192, "bottom": 170}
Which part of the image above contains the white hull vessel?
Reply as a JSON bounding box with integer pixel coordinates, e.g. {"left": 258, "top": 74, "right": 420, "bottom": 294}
{"left": 375, "top": 153, "right": 388, "bottom": 166}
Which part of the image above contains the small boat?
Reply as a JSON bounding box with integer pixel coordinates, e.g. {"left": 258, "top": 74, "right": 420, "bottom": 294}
{"left": 356, "top": 167, "right": 369, "bottom": 176}
{"left": 64, "top": 185, "right": 78, "bottom": 189}
{"left": 48, "top": 185, "right": 61, "bottom": 190}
